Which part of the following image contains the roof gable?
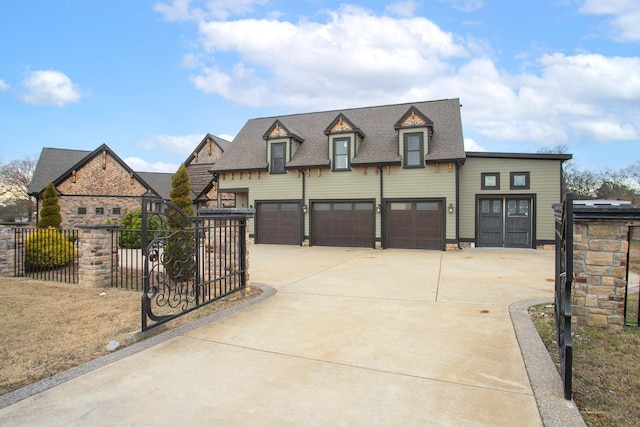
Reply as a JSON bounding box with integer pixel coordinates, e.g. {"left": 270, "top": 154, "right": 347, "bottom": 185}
{"left": 263, "top": 120, "right": 304, "bottom": 142}
{"left": 324, "top": 113, "right": 364, "bottom": 138}
{"left": 394, "top": 106, "right": 434, "bottom": 129}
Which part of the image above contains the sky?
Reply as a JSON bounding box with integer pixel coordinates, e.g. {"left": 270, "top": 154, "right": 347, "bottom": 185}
{"left": 0, "top": 0, "right": 639, "bottom": 173}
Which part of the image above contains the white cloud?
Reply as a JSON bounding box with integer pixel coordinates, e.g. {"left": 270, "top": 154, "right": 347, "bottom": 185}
{"left": 137, "top": 134, "right": 204, "bottom": 156}
{"left": 0, "top": 79, "right": 9, "bottom": 91}
{"left": 154, "top": 0, "right": 268, "bottom": 21}
{"left": 191, "top": 5, "right": 468, "bottom": 109}
{"left": 20, "top": 70, "right": 84, "bottom": 107}
{"left": 385, "top": 0, "right": 420, "bottom": 17}
{"left": 162, "top": 3, "right": 640, "bottom": 150}
{"left": 463, "top": 138, "right": 485, "bottom": 151}
{"left": 579, "top": 0, "right": 640, "bottom": 41}
{"left": 124, "top": 157, "right": 179, "bottom": 173}
{"left": 439, "top": 0, "right": 485, "bottom": 13}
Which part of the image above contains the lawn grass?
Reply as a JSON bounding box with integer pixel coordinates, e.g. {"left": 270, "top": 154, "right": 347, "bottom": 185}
{"left": 0, "top": 278, "right": 261, "bottom": 396}
{"left": 530, "top": 238, "right": 640, "bottom": 426}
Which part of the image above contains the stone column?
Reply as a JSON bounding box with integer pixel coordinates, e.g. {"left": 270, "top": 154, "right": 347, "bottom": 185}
{"left": 0, "top": 225, "right": 15, "bottom": 277}
{"left": 76, "top": 224, "right": 116, "bottom": 288}
{"left": 566, "top": 204, "right": 640, "bottom": 332}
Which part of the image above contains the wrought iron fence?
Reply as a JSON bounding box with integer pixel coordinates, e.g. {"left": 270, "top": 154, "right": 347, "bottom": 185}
{"left": 110, "top": 229, "right": 145, "bottom": 291}
{"left": 554, "top": 192, "right": 573, "bottom": 400}
{"left": 14, "top": 227, "right": 79, "bottom": 284}
{"left": 140, "top": 198, "right": 250, "bottom": 331}
{"left": 624, "top": 224, "right": 640, "bottom": 326}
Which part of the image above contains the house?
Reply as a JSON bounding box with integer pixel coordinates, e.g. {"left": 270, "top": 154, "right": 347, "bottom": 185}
{"left": 183, "top": 134, "right": 235, "bottom": 209}
{"left": 211, "top": 98, "right": 571, "bottom": 250}
{"left": 28, "top": 144, "right": 173, "bottom": 229}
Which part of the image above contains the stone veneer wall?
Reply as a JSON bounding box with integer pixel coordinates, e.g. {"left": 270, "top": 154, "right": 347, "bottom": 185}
{"left": 0, "top": 225, "right": 16, "bottom": 276}
{"left": 58, "top": 196, "right": 142, "bottom": 229}
{"left": 572, "top": 221, "right": 629, "bottom": 331}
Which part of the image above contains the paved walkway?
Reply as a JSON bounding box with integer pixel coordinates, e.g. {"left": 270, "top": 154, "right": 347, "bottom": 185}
{"left": 1, "top": 246, "right": 577, "bottom": 426}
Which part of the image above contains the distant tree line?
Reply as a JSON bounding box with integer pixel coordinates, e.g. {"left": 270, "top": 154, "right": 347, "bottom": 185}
{"left": 538, "top": 145, "right": 639, "bottom": 200}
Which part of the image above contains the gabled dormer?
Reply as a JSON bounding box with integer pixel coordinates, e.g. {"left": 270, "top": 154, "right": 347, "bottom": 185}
{"left": 324, "top": 114, "right": 365, "bottom": 171}
{"left": 262, "top": 120, "right": 304, "bottom": 174}
{"left": 394, "top": 106, "right": 434, "bottom": 168}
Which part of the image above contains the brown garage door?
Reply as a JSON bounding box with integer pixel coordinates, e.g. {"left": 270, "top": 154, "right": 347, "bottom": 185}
{"left": 385, "top": 200, "right": 444, "bottom": 250}
{"left": 256, "top": 202, "right": 301, "bottom": 245}
{"left": 311, "top": 201, "right": 374, "bottom": 247}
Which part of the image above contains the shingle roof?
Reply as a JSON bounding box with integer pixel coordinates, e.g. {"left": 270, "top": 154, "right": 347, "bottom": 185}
{"left": 212, "top": 99, "right": 465, "bottom": 172}
{"left": 184, "top": 134, "right": 231, "bottom": 199}
{"left": 137, "top": 171, "right": 173, "bottom": 200}
{"left": 28, "top": 147, "right": 92, "bottom": 195}
{"left": 28, "top": 145, "right": 173, "bottom": 200}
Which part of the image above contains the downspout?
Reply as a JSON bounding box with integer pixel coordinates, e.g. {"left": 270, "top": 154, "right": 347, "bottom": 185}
{"left": 300, "top": 168, "right": 306, "bottom": 246}
{"left": 456, "top": 161, "right": 461, "bottom": 249}
{"left": 379, "top": 164, "right": 384, "bottom": 249}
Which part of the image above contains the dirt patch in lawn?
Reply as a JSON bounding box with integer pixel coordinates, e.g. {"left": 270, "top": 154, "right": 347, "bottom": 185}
{"left": 0, "top": 278, "right": 262, "bottom": 396}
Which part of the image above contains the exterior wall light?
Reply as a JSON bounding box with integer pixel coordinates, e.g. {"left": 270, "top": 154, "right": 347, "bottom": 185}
{"left": 376, "top": 204, "right": 382, "bottom": 214}
{"left": 302, "top": 205, "right": 308, "bottom": 214}
{"left": 448, "top": 203, "right": 454, "bottom": 214}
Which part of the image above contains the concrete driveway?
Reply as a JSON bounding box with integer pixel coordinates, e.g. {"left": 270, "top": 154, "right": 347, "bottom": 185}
{"left": 1, "top": 246, "right": 558, "bottom": 426}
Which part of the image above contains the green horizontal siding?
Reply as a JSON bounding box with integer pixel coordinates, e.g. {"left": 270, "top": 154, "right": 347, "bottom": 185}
{"left": 459, "top": 157, "right": 563, "bottom": 242}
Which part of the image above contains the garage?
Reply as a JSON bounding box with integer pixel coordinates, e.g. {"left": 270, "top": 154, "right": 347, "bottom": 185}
{"left": 256, "top": 201, "right": 302, "bottom": 245}
{"left": 311, "top": 201, "right": 375, "bottom": 247}
{"left": 385, "top": 200, "right": 444, "bottom": 250}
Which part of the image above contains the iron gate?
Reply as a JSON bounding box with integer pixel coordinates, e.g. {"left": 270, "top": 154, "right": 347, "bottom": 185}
{"left": 554, "top": 192, "right": 573, "bottom": 400}
{"left": 140, "top": 198, "right": 249, "bottom": 331}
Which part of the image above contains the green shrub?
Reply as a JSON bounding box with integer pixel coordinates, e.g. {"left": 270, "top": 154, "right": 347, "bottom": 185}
{"left": 24, "top": 228, "right": 77, "bottom": 271}
{"left": 117, "top": 209, "right": 163, "bottom": 249}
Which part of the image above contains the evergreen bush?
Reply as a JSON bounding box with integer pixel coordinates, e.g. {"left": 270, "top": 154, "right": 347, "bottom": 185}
{"left": 38, "top": 183, "right": 61, "bottom": 229}
{"left": 117, "top": 208, "right": 163, "bottom": 249}
{"left": 24, "top": 228, "right": 77, "bottom": 271}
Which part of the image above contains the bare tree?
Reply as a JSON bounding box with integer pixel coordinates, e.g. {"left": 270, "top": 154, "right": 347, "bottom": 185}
{"left": 0, "top": 156, "right": 36, "bottom": 201}
{"left": 0, "top": 156, "right": 36, "bottom": 221}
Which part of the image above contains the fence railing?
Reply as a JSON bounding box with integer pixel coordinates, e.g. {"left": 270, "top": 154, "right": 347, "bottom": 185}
{"left": 110, "top": 229, "right": 145, "bottom": 291}
{"left": 554, "top": 192, "right": 573, "bottom": 400}
{"left": 14, "top": 228, "right": 79, "bottom": 284}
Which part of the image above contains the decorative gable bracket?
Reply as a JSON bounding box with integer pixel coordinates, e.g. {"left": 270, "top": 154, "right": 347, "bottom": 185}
{"left": 324, "top": 113, "right": 365, "bottom": 139}
{"left": 394, "top": 106, "right": 434, "bottom": 134}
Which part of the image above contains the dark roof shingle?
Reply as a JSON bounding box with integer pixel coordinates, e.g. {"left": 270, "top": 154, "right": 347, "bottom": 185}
{"left": 212, "top": 99, "right": 465, "bottom": 172}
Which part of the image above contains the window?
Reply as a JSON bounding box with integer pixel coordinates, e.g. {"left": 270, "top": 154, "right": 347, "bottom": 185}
{"left": 111, "top": 207, "right": 121, "bottom": 215}
{"left": 510, "top": 172, "right": 530, "bottom": 190}
{"left": 481, "top": 172, "right": 500, "bottom": 190}
{"left": 403, "top": 133, "right": 424, "bottom": 167}
{"left": 333, "top": 138, "right": 350, "bottom": 170}
{"left": 95, "top": 207, "right": 104, "bottom": 215}
{"left": 77, "top": 207, "right": 87, "bottom": 215}
{"left": 270, "top": 142, "right": 286, "bottom": 174}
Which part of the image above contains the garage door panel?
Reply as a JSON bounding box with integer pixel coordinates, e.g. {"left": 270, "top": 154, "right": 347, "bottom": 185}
{"left": 312, "top": 201, "right": 374, "bottom": 248}
{"left": 385, "top": 200, "right": 443, "bottom": 250}
{"left": 257, "top": 202, "right": 301, "bottom": 245}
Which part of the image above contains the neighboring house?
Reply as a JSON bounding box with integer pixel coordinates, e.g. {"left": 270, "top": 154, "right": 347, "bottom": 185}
{"left": 28, "top": 144, "right": 173, "bottom": 229}
{"left": 212, "top": 98, "right": 571, "bottom": 250}
{"left": 183, "top": 134, "right": 235, "bottom": 209}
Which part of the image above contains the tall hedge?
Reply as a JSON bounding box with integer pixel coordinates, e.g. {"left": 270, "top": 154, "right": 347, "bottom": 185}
{"left": 38, "top": 183, "right": 61, "bottom": 229}
{"left": 165, "top": 164, "right": 195, "bottom": 282}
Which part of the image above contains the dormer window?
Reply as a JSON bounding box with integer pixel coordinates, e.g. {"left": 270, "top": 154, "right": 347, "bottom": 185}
{"left": 395, "top": 106, "right": 433, "bottom": 168}
{"left": 404, "top": 133, "right": 424, "bottom": 168}
{"left": 271, "top": 142, "right": 286, "bottom": 174}
{"left": 263, "top": 120, "right": 304, "bottom": 174}
{"left": 325, "top": 114, "right": 363, "bottom": 172}
{"left": 333, "top": 138, "right": 350, "bottom": 171}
